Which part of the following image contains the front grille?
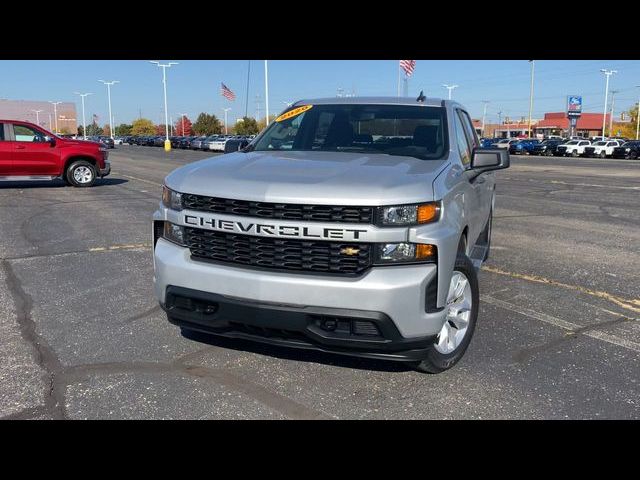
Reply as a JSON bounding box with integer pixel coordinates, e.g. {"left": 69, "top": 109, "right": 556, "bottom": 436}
{"left": 182, "top": 194, "right": 374, "bottom": 224}
{"left": 185, "top": 227, "right": 372, "bottom": 275}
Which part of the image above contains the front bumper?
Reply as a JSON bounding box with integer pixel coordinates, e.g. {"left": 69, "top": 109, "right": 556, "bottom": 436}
{"left": 153, "top": 238, "right": 446, "bottom": 343}
{"left": 99, "top": 161, "right": 111, "bottom": 177}
{"left": 162, "top": 285, "right": 437, "bottom": 361}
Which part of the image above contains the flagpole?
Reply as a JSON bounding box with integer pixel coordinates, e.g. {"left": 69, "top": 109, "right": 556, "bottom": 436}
{"left": 397, "top": 61, "right": 401, "bottom": 97}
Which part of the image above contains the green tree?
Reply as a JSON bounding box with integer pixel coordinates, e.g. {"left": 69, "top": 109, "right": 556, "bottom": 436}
{"left": 257, "top": 114, "right": 278, "bottom": 132}
{"left": 192, "top": 113, "right": 222, "bottom": 135}
{"left": 115, "top": 124, "right": 132, "bottom": 136}
{"left": 131, "top": 118, "right": 156, "bottom": 136}
{"left": 85, "top": 121, "right": 103, "bottom": 136}
{"left": 77, "top": 125, "right": 84, "bottom": 137}
{"left": 235, "top": 117, "right": 259, "bottom": 135}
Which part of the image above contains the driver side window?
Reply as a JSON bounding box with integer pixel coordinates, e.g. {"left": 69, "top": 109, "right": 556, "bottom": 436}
{"left": 13, "top": 124, "right": 45, "bottom": 142}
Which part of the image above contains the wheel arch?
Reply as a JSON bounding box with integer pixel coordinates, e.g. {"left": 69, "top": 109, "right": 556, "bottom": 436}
{"left": 62, "top": 155, "right": 98, "bottom": 176}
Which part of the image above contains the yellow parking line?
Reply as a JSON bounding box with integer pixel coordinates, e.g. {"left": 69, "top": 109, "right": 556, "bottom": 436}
{"left": 89, "top": 243, "right": 152, "bottom": 252}
{"left": 118, "top": 174, "right": 163, "bottom": 187}
{"left": 481, "top": 265, "right": 640, "bottom": 314}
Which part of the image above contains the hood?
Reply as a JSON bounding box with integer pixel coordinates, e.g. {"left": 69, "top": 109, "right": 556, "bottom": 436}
{"left": 60, "top": 139, "right": 102, "bottom": 149}
{"left": 165, "top": 150, "right": 450, "bottom": 205}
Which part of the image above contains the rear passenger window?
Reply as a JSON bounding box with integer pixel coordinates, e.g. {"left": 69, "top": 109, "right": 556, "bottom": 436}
{"left": 0, "top": 124, "right": 4, "bottom": 141}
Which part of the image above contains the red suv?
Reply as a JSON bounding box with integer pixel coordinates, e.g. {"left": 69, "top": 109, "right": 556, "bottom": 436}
{"left": 0, "top": 120, "right": 110, "bottom": 187}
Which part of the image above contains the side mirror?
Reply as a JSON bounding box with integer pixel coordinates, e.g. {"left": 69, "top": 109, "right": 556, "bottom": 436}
{"left": 43, "top": 135, "right": 56, "bottom": 146}
{"left": 471, "top": 147, "right": 509, "bottom": 172}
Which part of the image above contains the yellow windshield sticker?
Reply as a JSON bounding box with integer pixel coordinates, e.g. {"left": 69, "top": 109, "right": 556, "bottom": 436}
{"left": 275, "top": 105, "right": 313, "bottom": 122}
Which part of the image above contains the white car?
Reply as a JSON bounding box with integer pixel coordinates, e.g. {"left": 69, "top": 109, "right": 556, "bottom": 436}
{"left": 208, "top": 137, "right": 228, "bottom": 151}
{"left": 113, "top": 137, "right": 124, "bottom": 145}
{"left": 495, "top": 139, "right": 519, "bottom": 149}
{"left": 582, "top": 140, "right": 623, "bottom": 158}
{"left": 556, "top": 140, "right": 591, "bottom": 156}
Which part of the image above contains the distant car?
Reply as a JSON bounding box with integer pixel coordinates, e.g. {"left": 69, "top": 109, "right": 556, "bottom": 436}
{"left": 556, "top": 140, "right": 591, "bottom": 157}
{"left": 208, "top": 136, "right": 228, "bottom": 151}
{"left": 89, "top": 136, "right": 115, "bottom": 149}
{"left": 509, "top": 139, "right": 541, "bottom": 155}
{"left": 223, "top": 138, "right": 250, "bottom": 153}
{"left": 190, "top": 136, "right": 208, "bottom": 150}
{"left": 153, "top": 136, "right": 165, "bottom": 147}
{"left": 495, "top": 138, "right": 518, "bottom": 149}
{"left": 611, "top": 141, "right": 640, "bottom": 159}
{"left": 178, "top": 136, "right": 196, "bottom": 149}
{"left": 170, "top": 136, "right": 184, "bottom": 148}
{"left": 480, "top": 138, "right": 500, "bottom": 148}
{"left": 113, "top": 137, "right": 124, "bottom": 145}
{"left": 531, "top": 139, "right": 565, "bottom": 156}
{"left": 582, "top": 140, "right": 623, "bottom": 158}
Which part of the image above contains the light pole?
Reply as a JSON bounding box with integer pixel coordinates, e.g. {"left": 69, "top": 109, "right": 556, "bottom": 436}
{"left": 636, "top": 86, "right": 640, "bottom": 140}
{"left": 222, "top": 108, "right": 231, "bottom": 134}
{"left": 98, "top": 80, "right": 119, "bottom": 140}
{"left": 609, "top": 89, "right": 619, "bottom": 135}
{"left": 73, "top": 92, "right": 92, "bottom": 140}
{"left": 49, "top": 101, "right": 62, "bottom": 133}
{"left": 600, "top": 69, "right": 617, "bottom": 137}
{"left": 497, "top": 110, "right": 503, "bottom": 138}
{"left": 150, "top": 61, "right": 178, "bottom": 151}
{"left": 442, "top": 84, "right": 458, "bottom": 100}
{"left": 528, "top": 60, "right": 535, "bottom": 138}
{"left": 481, "top": 101, "right": 490, "bottom": 138}
{"left": 31, "top": 109, "right": 43, "bottom": 126}
{"left": 179, "top": 113, "right": 188, "bottom": 136}
{"left": 264, "top": 60, "right": 270, "bottom": 126}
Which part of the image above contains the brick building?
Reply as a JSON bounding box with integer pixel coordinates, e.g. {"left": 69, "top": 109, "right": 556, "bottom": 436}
{"left": 534, "top": 112, "right": 610, "bottom": 138}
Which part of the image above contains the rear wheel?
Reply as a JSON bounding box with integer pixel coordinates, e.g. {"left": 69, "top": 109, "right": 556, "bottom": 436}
{"left": 411, "top": 255, "right": 479, "bottom": 374}
{"left": 66, "top": 160, "right": 96, "bottom": 187}
{"left": 599, "top": 151, "right": 606, "bottom": 159}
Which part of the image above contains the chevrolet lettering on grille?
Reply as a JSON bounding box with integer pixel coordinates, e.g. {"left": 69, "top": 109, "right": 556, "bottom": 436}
{"left": 183, "top": 214, "right": 369, "bottom": 240}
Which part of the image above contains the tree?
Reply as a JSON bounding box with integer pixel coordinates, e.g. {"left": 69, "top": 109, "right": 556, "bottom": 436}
{"left": 174, "top": 115, "right": 193, "bottom": 136}
{"left": 103, "top": 124, "right": 111, "bottom": 137}
{"left": 85, "top": 121, "right": 103, "bottom": 136}
{"left": 77, "top": 125, "right": 84, "bottom": 137}
{"left": 115, "top": 124, "right": 132, "bottom": 136}
{"left": 235, "top": 117, "right": 259, "bottom": 135}
{"left": 192, "top": 113, "right": 222, "bottom": 135}
{"left": 131, "top": 118, "right": 156, "bottom": 136}
{"left": 155, "top": 124, "right": 167, "bottom": 135}
{"left": 59, "top": 126, "right": 71, "bottom": 135}
{"left": 257, "top": 114, "right": 278, "bottom": 132}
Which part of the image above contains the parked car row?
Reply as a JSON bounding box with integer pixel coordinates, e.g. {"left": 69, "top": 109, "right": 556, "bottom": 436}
{"left": 479, "top": 137, "right": 639, "bottom": 159}
{"left": 119, "top": 134, "right": 256, "bottom": 152}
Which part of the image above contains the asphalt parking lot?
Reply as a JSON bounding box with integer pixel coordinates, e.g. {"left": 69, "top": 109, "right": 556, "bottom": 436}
{"left": 1, "top": 146, "right": 639, "bottom": 419}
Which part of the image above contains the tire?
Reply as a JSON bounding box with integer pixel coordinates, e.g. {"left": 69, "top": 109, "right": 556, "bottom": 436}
{"left": 599, "top": 151, "right": 606, "bottom": 159}
{"left": 571, "top": 151, "right": 578, "bottom": 157}
{"left": 411, "top": 254, "right": 480, "bottom": 374}
{"left": 66, "top": 160, "right": 96, "bottom": 187}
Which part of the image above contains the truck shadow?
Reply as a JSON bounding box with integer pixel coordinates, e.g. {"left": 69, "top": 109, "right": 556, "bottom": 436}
{"left": 0, "top": 178, "right": 128, "bottom": 189}
{"left": 180, "top": 329, "right": 413, "bottom": 373}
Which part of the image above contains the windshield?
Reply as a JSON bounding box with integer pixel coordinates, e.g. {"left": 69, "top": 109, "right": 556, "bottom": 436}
{"left": 594, "top": 141, "right": 607, "bottom": 146}
{"left": 565, "top": 141, "right": 579, "bottom": 145}
{"left": 252, "top": 104, "right": 448, "bottom": 160}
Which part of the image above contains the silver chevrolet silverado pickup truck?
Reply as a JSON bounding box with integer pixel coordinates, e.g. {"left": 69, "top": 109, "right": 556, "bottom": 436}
{"left": 153, "top": 97, "right": 509, "bottom": 373}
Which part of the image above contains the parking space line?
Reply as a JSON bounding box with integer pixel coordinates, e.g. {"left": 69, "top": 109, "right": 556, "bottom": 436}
{"left": 89, "top": 243, "right": 152, "bottom": 252}
{"left": 549, "top": 180, "right": 640, "bottom": 190}
{"left": 117, "top": 173, "right": 163, "bottom": 187}
{"left": 481, "top": 265, "right": 640, "bottom": 314}
{"left": 481, "top": 295, "right": 640, "bottom": 354}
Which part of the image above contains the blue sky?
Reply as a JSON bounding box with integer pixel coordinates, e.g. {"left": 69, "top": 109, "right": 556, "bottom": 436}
{"left": 1, "top": 60, "right": 639, "bottom": 126}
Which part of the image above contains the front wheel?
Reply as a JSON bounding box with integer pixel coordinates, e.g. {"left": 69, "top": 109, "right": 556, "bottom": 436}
{"left": 599, "top": 151, "right": 606, "bottom": 159}
{"left": 571, "top": 151, "right": 578, "bottom": 157}
{"left": 411, "top": 255, "right": 479, "bottom": 374}
{"left": 66, "top": 160, "right": 96, "bottom": 187}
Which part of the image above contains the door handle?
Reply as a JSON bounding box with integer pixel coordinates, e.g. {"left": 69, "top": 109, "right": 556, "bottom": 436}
{"left": 15, "top": 145, "right": 26, "bottom": 149}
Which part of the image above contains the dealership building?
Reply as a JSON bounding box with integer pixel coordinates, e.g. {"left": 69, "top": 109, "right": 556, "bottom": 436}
{"left": 534, "top": 112, "right": 610, "bottom": 138}
{"left": 0, "top": 99, "right": 77, "bottom": 133}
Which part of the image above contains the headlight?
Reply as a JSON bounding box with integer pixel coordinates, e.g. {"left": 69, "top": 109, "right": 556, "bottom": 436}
{"left": 162, "top": 222, "right": 186, "bottom": 246}
{"left": 379, "top": 202, "right": 440, "bottom": 226}
{"left": 162, "top": 185, "right": 183, "bottom": 211}
{"left": 374, "top": 243, "right": 435, "bottom": 264}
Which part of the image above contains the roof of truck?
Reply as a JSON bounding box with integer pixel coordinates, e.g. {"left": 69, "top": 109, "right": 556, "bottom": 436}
{"left": 293, "top": 96, "right": 447, "bottom": 108}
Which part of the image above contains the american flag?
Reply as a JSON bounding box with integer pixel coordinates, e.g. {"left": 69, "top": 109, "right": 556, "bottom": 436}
{"left": 399, "top": 60, "right": 416, "bottom": 77}
{"left": 221, "top": 82, "right": 236, "bottom": 101}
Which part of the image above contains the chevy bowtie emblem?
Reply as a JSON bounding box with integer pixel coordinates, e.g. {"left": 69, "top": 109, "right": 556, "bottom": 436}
{"left": 340, "top": 247, "right": 360, "bottom": 256}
